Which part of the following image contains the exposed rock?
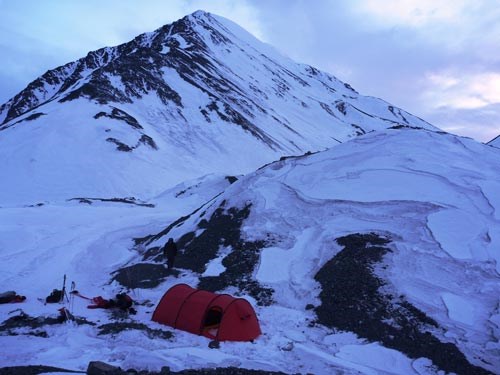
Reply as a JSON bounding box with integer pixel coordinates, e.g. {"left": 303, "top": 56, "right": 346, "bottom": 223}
{"left": 138, "top": 135, "right": 158, "bottom": 150}
{"left": 134, "top": 204, "right": 204, "bottom": 249}
{"left": 129, "top": 200, "right": 273, "bottom": 304}
{"left": 68, "top": 197, "right": 154, "bottom": 208}
{"left": 22, "top": 112, "right": 46, "bottom": 122}
{"left": 334, "top": 100, "right": 346, "bottom": 115}
{"left": 97, "top": 322, "right": 173, "bottom": 340}
{"left": 94, "top": 108, "right": 143, "bottom": 130}
{"left": 208, "top": 340, "right": 220, "bottom": 349}
{"left": 87, "top": 361, "right": 122, "bottom": 375}
{"left": 389, "top": 124, "right": 424, "bottom": 130}
{"left": 144, "top": 201, "right": 273, "bottom": 305}
{"left": 224, "top": 176, "right": 238, "bottom": 184}
{"left": 0, "top": 311, "right": 95, "bottom": 338}
{"left": 106, "top": 138, "right": 133, "bottom": 152}
{"left": 315, "top": 233, "right": 492, "bottom": 375}
{"left": 0, "top": 366, "right": 289, "bottom": 375}
{"left": 0, "top": 365, "right": 83, "bottom": 375}
{"left": 111, "top": 263, "right": 179, "bottom": 289}
{"left": 105, "top": 135, "right": 158, "bottom": 152}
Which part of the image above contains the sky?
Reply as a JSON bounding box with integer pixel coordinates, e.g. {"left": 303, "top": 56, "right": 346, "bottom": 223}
{"left": 0, "top": 0, "right": 499, "bottom": 142}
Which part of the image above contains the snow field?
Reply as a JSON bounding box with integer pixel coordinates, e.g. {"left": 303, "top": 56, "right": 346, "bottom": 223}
{"left": 211, "top": 129, "right": 500, "bottom": 372}
{"left": 1, "top": 129, "right": 499, "bottom": 374}
{"left": 0, "top": 176, "right": 424, "bottom": 374}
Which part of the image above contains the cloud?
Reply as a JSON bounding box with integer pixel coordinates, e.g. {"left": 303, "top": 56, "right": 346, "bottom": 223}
{"left": 353, "top": 0, "right": 470, "bottom": 27}
{"left": 416, "top": 68, "right": 500, "bottom": 141}
{"left": 422, "top": 71, "right": 500, "bottom": 110}
{"left": 427, "top": 103, "right": 500, "bottom": 142}
{"left": 352, "top": 0, "right": 500, "bottom": 58}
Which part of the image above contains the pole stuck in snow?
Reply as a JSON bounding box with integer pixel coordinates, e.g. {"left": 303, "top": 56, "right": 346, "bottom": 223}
{"left": 61, "top": 274, "right": 69, "bottom": 303}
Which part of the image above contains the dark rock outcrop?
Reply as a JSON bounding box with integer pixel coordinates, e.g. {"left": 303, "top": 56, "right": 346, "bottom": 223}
{"left": 315, "top": 233, "right": 492, "bottom": 375}
{"left": 111, "top": 263, "right": 179, "bottom": 289}
{"left": 0, "top": 365, "right": 83, "bottom": 375}
{"left": 125, "top": 201, "right": 273, "bottom": 305}
{"left": 0, "top": 311, "right": 95, "bottom": 338}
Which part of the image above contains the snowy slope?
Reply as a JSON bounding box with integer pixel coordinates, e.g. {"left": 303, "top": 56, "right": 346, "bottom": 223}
{"left": 488, "top": 134, "right": 500, "bottom": 148}
{"left": 2, "top": 128, "right": 498, "bottom": 374}
{"left": 140, "top": 127, "right": 500, "bottom": 374}
{"left": 0, "top": 11, "right": 437, "bottom": 205}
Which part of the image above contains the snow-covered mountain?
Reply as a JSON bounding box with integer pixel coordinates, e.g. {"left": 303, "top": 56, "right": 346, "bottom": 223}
{"left": 2, "top": 9, "right": 498, "bottom": 375}
{"left": 1, "top": 127, "right": 498, "bottom": 374}
{"left": 0, "top": 10, "right": 436, "bottom": 205}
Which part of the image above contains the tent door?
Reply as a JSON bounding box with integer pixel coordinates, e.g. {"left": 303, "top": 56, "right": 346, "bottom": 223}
{"left": 202, "top": 306, "right": 223, "bottom": 338}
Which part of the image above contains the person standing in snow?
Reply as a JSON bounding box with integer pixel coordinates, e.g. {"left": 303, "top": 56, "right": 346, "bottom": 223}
{"left": 162, "top": 238, "right": 178, "bottom": 269}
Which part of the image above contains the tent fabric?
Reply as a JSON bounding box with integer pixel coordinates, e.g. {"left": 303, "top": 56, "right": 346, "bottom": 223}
{"left": 152, "top": 283, "right": 261, "bottom": 341}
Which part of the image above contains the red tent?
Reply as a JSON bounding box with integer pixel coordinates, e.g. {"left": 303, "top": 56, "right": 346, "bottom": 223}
{"left": 152, "top": 284, "right": 261, "bottom": 341}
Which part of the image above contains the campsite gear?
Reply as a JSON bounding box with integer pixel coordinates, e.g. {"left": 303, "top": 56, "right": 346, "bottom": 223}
{"left": 0, "top": 291, "right": 16, "bottom": 303}
{"left": 115, "top": 293, "right": 133, "bottom": 311}
{"left": 45, "top": 289, "right": 63, "bottom": 303}
{"left": 60, "top": 274, "right": 69, "bottom": 303}
{"left": 0, "top": 291, "right": 26, "bottom": 304}
{"left": 70, "top": 290, "right": 92, "bottom": 300}
{"left": 74, "top": 291, "right": 135, "bottom": 312}
{"left": 152, "top": 284, "right": 261, "bottom": 341}
{"left": 87, "top": 296, "right": 115, "bottom": 309}
{"left": 45, "top": 275, "right": 70, "bottom": 303}
{"left": 58, "top": 307, "right": 75, "bottom": 322}
{"left": 71, "top": 290, "right": 135, "bottom": 312}
{"left": 162, "top": 238, "right": 178, "bottom": 269}
{"left": 69, "top": 281, "right": 76, "bottom": 314}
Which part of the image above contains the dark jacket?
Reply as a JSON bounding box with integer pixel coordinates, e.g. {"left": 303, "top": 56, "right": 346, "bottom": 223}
{"left": 163, "top": 240, "right": 178, "bottom": 259}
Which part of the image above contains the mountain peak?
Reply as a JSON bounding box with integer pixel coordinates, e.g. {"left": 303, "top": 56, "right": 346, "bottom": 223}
{"left": 188, "top": 9, "right": 212, "bottom": 19}
{"left": 0, "top": 10, "right": 258, "bottom": 125}
{"left": 0, "top": 11, "right": 437, "bottom": 203}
